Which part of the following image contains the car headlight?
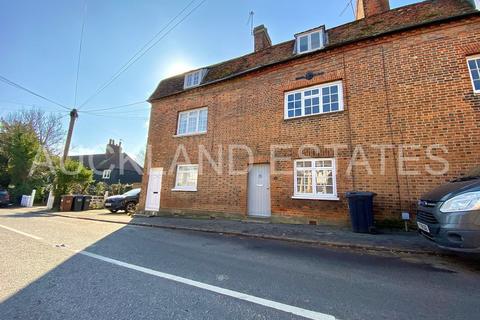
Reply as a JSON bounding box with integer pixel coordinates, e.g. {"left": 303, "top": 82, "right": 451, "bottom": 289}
{"left": 440, "top": 192, "right": 480, "bottom": 213}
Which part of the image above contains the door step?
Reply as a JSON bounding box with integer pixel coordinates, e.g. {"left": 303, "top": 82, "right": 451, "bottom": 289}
{"left": 243, "top": 216, "right": 271, "bottom": 224}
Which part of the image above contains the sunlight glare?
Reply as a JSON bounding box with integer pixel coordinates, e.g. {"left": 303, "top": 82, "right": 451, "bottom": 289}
{"left": 164, "top": 61, "right": 193, "bottom": 77}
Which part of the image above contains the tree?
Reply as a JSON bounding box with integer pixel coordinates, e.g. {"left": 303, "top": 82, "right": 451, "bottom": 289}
{"left": 54, "top": 159, "right": 93, "bottom": 197}
{"left": 5, "top": 108, "right": 65, "bottom": 154}
{"left": 0, "top": 108, "right": 65, "bottom": 202}
{"left": 0, "top": 121, "right": 41, "bottom": 202}
{"left": 0, "top": 153, "right": 10, "bottom": 188}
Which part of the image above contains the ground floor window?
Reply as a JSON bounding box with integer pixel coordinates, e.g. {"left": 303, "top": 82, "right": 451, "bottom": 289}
{"left": 173, "top": 165, "right": 198, "bottom": 191}
{"left": 293, "top": 158, "right": 338, "bottom": 200}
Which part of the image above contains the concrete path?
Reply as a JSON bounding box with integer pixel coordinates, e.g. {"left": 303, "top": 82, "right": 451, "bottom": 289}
{"left": 11, "top": 206, "right": 440, "bottom": 254}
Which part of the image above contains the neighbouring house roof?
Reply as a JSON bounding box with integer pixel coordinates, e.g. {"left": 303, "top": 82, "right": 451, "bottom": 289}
{"left": 69, "top": 152, "right": 143, "bottom": 174}
{"left": 149, "top": 0, "right": 479, "bottom": 101}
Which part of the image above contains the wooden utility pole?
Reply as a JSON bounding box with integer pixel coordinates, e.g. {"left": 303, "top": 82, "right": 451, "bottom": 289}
{"left": 62, "top": 108, "right": 78, "bottom": 162}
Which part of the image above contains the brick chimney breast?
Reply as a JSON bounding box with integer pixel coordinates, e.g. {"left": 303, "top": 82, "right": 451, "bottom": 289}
{"left": 356, "top": 0, "right": 390, "bottom": 20}
{"left": 253, "top": 25, "right": 272, "bottom": 52}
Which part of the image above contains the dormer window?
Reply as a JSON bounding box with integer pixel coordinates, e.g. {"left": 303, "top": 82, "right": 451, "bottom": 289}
{"left": 184, "top": 69, "right": 207, "bottom": 89}
{"left": 295, "top": 27, "right": 325, "bottom": 54}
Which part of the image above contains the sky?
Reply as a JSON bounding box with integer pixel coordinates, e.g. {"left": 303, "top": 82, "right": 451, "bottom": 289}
{"left": 0, "top": 0, "right": 419, "bottom": 163}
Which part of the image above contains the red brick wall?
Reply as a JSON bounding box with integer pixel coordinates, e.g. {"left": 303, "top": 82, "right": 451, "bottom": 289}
{"left": 139, "top": 16, "right": 480, "bottom": 225}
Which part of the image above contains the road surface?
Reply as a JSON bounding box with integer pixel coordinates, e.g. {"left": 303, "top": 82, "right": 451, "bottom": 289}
{"left": 0, "top": 208, "right": 479, "bottom": 320}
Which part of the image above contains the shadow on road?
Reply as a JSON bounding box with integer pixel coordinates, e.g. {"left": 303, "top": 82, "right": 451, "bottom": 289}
{"left": 1, "top": 209, "right": 480, "bottom": 319}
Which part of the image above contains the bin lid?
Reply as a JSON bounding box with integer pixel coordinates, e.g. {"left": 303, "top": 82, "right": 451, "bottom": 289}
{"left": 345, "top": 191, "right": 377, "bottom": 198}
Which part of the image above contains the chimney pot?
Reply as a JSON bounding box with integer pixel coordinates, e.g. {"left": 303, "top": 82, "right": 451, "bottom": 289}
{"left": 253, "top": 25, "right": 272, "bottom": 52}
{"left": 356, "top": 0, "right": 390, "bottom": 20}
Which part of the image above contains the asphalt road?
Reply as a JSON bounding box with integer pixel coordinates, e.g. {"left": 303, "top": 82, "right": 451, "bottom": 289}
{"left": 1, "top": 209, "right": 479, "bottom": 320}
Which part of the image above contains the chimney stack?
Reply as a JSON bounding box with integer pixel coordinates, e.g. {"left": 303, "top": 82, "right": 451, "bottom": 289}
{"left": 106, "top": 139, "right": 122, "bottom": 155}
{"left": 356, "top": 0, "right": 390, "bottom": 20}
{"left": 253, "top": 25, "right": 272, "bottom": 52}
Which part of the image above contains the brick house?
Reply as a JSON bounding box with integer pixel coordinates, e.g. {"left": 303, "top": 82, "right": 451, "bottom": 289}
{"left": 139, "top": 0, "right": 480, "bottom": 225}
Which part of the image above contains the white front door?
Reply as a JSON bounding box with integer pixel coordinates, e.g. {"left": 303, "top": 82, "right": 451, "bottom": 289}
{"left": 247, "top": 164, "right": 271, "bottom": 217}
{"left": 145, "top": 167, "right": 163, "bottom": 212}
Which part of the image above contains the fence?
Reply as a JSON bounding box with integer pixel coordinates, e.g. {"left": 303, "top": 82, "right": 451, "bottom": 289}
{"left": 89, "top": 195, "right": 106, "bottom": 209}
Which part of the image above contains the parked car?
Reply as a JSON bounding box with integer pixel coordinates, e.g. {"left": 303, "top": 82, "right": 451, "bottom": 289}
{"left": 417, "top": 169, "right": 480, "bottom": 252}
{"left": 0, "top": 190, "right": 10, "bottom": 207}
{"left": 104, "top": 188, "right": 140, "bottom": 214}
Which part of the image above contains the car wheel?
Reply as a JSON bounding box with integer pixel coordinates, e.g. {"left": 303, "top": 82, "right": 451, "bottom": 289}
{"left": 109, "top": 210, "right": 117, "bottom": 213}
{"left": 125, "top": 202, "right": 137, "bottom": 214}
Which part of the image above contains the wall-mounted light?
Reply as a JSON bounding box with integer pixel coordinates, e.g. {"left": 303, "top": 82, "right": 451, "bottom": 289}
{"left": 295, "top": 71, "right": 324, "bottom": 81}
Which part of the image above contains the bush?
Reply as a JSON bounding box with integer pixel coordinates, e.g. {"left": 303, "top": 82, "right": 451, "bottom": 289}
{"left": 54, "top": 159, "right": 93, "bottom": 197}
{"left": 110, "top": 183, "right": 132, "bottom": 195}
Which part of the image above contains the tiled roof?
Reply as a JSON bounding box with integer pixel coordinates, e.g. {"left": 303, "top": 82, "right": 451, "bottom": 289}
{"left": 150, "top": 0, "right": 478, "bottom": 101}
{"left": 69, "top": 153, "right": 143, "bottom": 173}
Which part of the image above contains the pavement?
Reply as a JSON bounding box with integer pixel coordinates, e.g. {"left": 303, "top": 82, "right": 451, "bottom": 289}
{"left": 38, "top": 207, "right": 441, "bottom": 255}
{"left": 1, "top": 206, "right": 480, "bottom": 320}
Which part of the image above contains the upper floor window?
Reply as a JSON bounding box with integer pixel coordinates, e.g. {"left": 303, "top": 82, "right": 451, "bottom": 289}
{"left": 293, "top": 158, "right": 338, "bottom": 200}
{"left": 173, "top": 164, "right": 198, "bottom": 192}
{"left": 295, "top": 27, "right": 325, "bottom": 54}
{"left": 284, "top": 81, "right": 344, "bottom": 119}
{"left": 467, "top": 56, "right": 480, "bottom": 93}
{"left": 177, "top": 107, "right": 208, "bottom": 136}
{"left": 184, "top": 69, "right": 207, "bottom": 89}
{"left": 102, "top": 169, "right": 111, "bottom": 179}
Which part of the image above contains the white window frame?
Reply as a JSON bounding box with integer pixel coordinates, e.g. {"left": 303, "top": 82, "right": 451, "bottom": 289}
{"left": 284, "top": 81, "right": 344, "bottom": 119}
{"left": 102, "top": 169, "right": 111, "bottom": 179}
{"left": 172, "top": 164, "right": 198, "bottom": 192}
{"left": 293, "top": 158, "right": 338, "bottom": 200}
{"left": 295, "top": 28, "right": 325, "bottom": 54}
{"left": 183, "top": 69, "right": 207, "bottom": 89}
{"left": 467, "top": 55, "right": 480, "bottom": 94}
{"left": 176, "top": 107, "right": 208, "bottom": 136}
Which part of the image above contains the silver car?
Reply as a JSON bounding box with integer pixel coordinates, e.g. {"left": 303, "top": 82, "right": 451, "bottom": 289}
{"left": 417, "top": 171, "right": 480, "bottom": 252}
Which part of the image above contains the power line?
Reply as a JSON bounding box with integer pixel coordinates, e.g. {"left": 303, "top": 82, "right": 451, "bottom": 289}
{"left": 80, "top": 110, "right": 149, "bottom": 120}
{"left": 85, "top": 108, "right": 150, "bottom": 115}
{"left": 83, "top": 100, "right": 147, "bottom": 112}
{"left": 79, "top": 0, "right": 201, "bottom": 109}
{"left": 0, "top": 99, "right": 67, "bottom": 110}
{"left": 0, "top": 105, "right": 69, "bottom": 114}
{"left": 73, "top": 0, "right": 88, "bottom": 107}
{"left": 0, "top": 75, "right": 70, "bottom": 111}
{"left": 79, "top": 0, "right": 207, "bottom": 109}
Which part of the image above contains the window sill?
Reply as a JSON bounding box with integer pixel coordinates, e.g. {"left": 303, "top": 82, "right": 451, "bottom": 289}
{"left": 183, "top": 84, "right": 201, "bottom": 90}
{"left": 296, "top": 47, "right": 324, "bottom": 55}
{"left": 171, "top": 188, "right": 197, "bottom": 192}
{"left": 284, "top": 110, "right": 344, "bottom": 121}
{"left": 292, "top": 195, "right": 339, "bottom": 201}
{"left": 173, "top": 132, "right": 207, "bottom": 138}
